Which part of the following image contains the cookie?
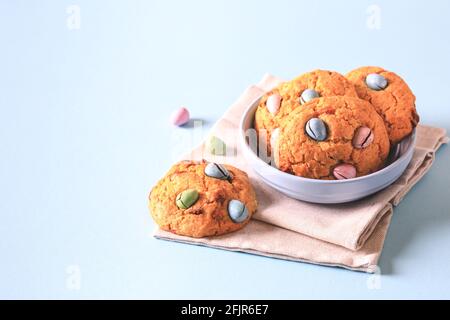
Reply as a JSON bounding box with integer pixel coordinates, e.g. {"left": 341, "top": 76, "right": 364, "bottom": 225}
{"left": 274, "top": 96, "right": 390, "bottom": 180}
{"left": 346, "top": 66, "right": 419, "bottom": 144}
{"left": 149, "top": 160, "right": 257, "bottom": 238}
{"left": 255, "top": 70, "right": 358, "bottom": 154}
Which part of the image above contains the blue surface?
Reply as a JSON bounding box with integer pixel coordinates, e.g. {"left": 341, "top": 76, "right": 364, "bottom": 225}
{"left": 1, "top": 0, "right": 449, "bottom": 299}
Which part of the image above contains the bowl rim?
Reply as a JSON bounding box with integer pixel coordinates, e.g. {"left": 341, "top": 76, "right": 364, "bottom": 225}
{"left": 239, "top": 96, "right": 417, "bottom": 185}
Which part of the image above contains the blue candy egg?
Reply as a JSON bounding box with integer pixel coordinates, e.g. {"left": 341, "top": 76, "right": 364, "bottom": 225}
{"left": 204, "top": 163, "right": 231, "bottom": 181}
{"left": 300, "top": 89, "right": 320, "bottom": 105}
{"left": 227, "top": 200, "right": 249, "bottom": 223}
{"left": 366, "top": 73, "right": 388, "bottom": 91}
{"left": 305, "top": 118, "right": 328, "bottom": 141}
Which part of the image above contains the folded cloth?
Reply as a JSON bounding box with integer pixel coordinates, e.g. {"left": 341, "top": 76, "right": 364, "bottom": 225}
{"left": 153, "top": 74, "right": 449, "bottom": 272}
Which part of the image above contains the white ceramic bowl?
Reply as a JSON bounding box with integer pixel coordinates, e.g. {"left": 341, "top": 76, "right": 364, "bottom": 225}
{"left": 239, "top": 97, "right": 416, "bottom": 204}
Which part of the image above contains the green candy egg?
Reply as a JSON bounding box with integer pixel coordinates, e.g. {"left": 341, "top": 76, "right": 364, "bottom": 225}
{"left": 176, "top": 189, "right": 199, "bottom": 209}
{"left": 207, "top": 136, "right": 227, "bottom": 156}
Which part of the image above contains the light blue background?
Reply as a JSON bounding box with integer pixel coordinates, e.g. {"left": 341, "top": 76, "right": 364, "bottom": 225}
{"left": 1, "top": 0, "right": 449, "bottom": 299}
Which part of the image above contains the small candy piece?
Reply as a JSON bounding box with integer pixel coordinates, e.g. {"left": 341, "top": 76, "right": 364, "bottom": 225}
{"left": 270, "top": 128, "right": 280, "bottom": 149}
{"left": 227, "top": 200, "right": 249, "bottom": 223}
{"left": 352, "top": 126, "right": 374, "bottom": 149}
{"left": 170, "top": 107, "right": 190, "bottom": 126}
{"left": 176, "top": 189, "right": 199, "bottom": 209}
{"left": 300, "top": 89, "right": 320, "bottom": 105}
{"left": 333, "top": 164, "right": 357, "bottom": 180}
{"left": 204, "top": 163, "right": 231, "bottom": 181}
{"left": 270, "top": 128, "right": 280, "bottom": 168}
{"left": 207, "top": 136, "right": 227, "bottom": 156}
{"left": 266, "top": 93, "right": 282, "bottom": 115}
{"left": 305, "top": 118, "right": 327, "bottom": 141}
{"left": 366, "top": 73, "right": 388, "bottom": 91}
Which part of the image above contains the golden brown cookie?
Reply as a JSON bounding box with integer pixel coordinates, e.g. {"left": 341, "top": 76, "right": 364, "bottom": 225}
{"left": 346, "top": 66, "right": 419, "bottom": 144}
{"left": 149, "top": 160, "right": 257, "bottom": 238}
{"left": 255, "top": 70, "right": 358, "bottom": 154}
{"left": 274, "top": 96, "right": 390, "bottom": 180}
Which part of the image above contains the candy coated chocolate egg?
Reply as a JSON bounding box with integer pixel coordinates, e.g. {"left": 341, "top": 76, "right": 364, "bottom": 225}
{"left": 300, "top": 89, "right": 320, "bottom": 105}
{"left": 170, "top": 107, "right": 190, "bottom": 126}
{"left": 207, "top": 136, "right": 227, "bottom": 156}
{"left": 352, "top": 126, "right": 374, "bottom": 149}
{"left": 266, "top": 93, "right": 282, "bottom": 115}
{"left": 305, "top": 118, "right": 327, "bottom": 141}
{"left": 333, "top": 164, "right": 357, "bottom": 180}
{"left": 204, "top": 163, "right": 231, "bottom": 180}
{"left": 366, "top": 73, "right": 388, "bottom": 91}
{"left": 228, "top": 200, "right": 249, "bottom": 223}
{"left": 176, "top": 189, "right": 199, "bottom": 209}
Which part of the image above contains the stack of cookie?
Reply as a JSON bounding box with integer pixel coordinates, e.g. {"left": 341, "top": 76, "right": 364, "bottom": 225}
{"left": 254, "top": 67, "right": 419, "bottom": 180}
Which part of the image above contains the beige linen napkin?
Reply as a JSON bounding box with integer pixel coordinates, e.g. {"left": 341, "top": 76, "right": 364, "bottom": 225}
{"left": 154, "top": 74, "right": 448, "bottom": 272}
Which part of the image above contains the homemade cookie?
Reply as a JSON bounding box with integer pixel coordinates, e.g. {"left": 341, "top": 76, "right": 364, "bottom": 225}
{"left": 274, "top": 96, "right": 390, "bottom": 180}
{"left": 346, "top": 66, "right": 419, "bottom": 144}
{"left": 149, "top": 160, "right": 257, "bottom": 238}
{"left": 255, "top": 70, "right": 358, "bottom": 154}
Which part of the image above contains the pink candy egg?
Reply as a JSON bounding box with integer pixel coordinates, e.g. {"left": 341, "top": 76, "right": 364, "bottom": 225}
{"left": 333, "top": 164, "right": 357, "bottom": 180}
{"left": 352, "top": 126, "right": 374, "bottom": 149}
{"left": 170, "top": 107, "right": 190, "bottom": 126}
{"left": 266, "top": 93, "right": 281, "bottom": 115}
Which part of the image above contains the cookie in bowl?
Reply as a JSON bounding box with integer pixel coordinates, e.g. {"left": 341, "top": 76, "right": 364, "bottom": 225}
{"left": 346, "top": 66, "right": 419, "bottom": 144}
{"left": 149, "top": 160, "right": 257, "bottom": 238}
{"left": 254, "top": 69, "right": 358, "bottom": 155}
{"left": 273, "top": 96, "right": 390, "bottom": 180}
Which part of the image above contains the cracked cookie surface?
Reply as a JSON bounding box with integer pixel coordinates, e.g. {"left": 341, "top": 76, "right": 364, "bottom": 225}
{"left": 149, "top": 160, "right": 257, "bottom": 238}
{"left": 275, "top": 96, "right": 390, "bottom": 179}
{"left": 346, "top": 66, "right": 419, "bottom": 144}
{"left": 255, "top": 70, "right": 358, "bottom": 154}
